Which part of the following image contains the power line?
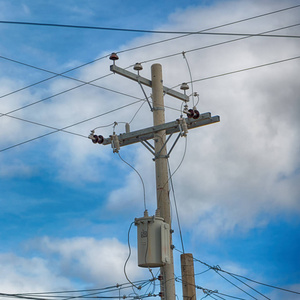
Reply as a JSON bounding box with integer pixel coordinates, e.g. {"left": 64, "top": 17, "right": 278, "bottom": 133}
{"left": 0, "top": 73, "right": 140, "bottom": 117}
{"left": 189, "top": 55, "right": 300, "bottom": 84}
{"left": 140, "top": 22, "right": 300, "bottom": 65}
{"left": 0, "top": 112, "right": 87, "bottom": 138}
{"left": 1, "top": 3, "right": 300, "bottom": 103}
{"left": 1, "top": 17, "right": 300, "bottom": 39}
{"left": 0, "top": 54, "right": 111, "bottom": 100}
{"left": 0, "top": 9, "right": 298, "bottom": 133}
{"left": 2, "top": 21, "right": 298, "bottom": 121}
{"left": 1, "top": 53, "right": 299, "bottom": 153}
{"left": 189, "top": 253, "right": 300, "bottom": 297}
{"left": 0, "top": 98, "right": 144, "bottom": 153}
{"left": 5, "top": 278, "right": 157, "bottom": 300}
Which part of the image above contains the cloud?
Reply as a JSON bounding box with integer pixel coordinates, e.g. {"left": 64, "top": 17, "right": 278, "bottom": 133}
{"left": 92, "top": 0, "right": 300, "bottom": 237}
{"left": 1, "top": 0, "right": 299, "bottom": 236}
{"left": 0, "top": 253, "right": 72, "bottom": 293}
{"left": 27, "top": 236, "right": 146, "bottom": 287}
{"left": 0, "top": 236, "right": 146, "bottom": 293}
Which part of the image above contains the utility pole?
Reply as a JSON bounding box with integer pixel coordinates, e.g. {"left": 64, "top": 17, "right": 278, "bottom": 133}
{"left": 181, "top": 253, "right": 196, "bottom": 300}
{"left": 151, "top": 64, "right": 175, "bottom": 300}
{"left": 89, "top": 54, "right": 220, "bottom": 300}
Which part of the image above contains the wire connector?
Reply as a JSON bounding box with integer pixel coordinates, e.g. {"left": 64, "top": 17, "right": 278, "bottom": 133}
{"left": 111, "top": 134, "right": 120, "bottom": 153}
{"left": 178, "top": 117, "right": 188, "bottom": 137}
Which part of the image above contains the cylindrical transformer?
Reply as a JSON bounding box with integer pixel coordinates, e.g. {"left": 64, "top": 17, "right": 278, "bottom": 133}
{"left": 135, "top": 214, "right": 170, "bottom": 268}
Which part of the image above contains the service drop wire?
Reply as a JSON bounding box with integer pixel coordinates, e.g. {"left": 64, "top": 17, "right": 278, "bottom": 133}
{"left": 124, "top": 222, "right": 141, "bottom": 292}
{"left": 117, "top": 152, "right": 147, "bottom": 211}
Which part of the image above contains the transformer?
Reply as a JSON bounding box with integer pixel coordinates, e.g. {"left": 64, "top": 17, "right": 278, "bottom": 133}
{"left": 135, "top": 212, "right": 170, "bottom": 268}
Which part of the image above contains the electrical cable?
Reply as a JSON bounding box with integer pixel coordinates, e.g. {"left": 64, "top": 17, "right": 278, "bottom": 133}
{"left": 2, "top": 51, "right": 299, "bottom": 153}
{"left": 189, "top": 55, "right": 300, "bottom": 84}
{"left": 1, "top": 20, "right": 300, "bottom": 38}
{"left": 123, "top": 222, "right": 142, "bottom": 291}
{"left": 140, "top": 22, "right": 300, "bottom": 65}
{"left": 117, "top": 152, "right": 147, "bottom": 211}
{"left": 167, "top": 160, "right": 185, "bottom": 254}
{"left": 1, "top": 4, "right": 299, "bottom": 104}
{"left": 188, "top": 252, "right": 300, "bottom": 297}
{"left": 220, "top": 270, "right": 300, "bottom": 296}
{"left": 0, "top": 98, "right": 145, "bottom": 153}
{"left": 175, "top": 277, "right": 248, "bottom": 300}
{"left": 0, "top": 73, "right": 141, "bottom": 118}
{"left": 2, "top": 279, "right": 157, "bottom": 300}
{"left": 182, "top": 52, "right": 195, "bottom": 107}
{"left": 214, "top": 270, "right": 258, "bottom": 300}
{"left": 227, "top": 273, "right": 270, "bottom": 300}
{"left": 1, "top": 21, "right": 299, "bottom": 153}
{"left": 0, "top": 18, "right": 298, "bottom": 128}
{"left": 0, "top": 112, "right": 87, "bottom": 139}
{"left": 0, "top": 53, "right": 111, "bottom": 100}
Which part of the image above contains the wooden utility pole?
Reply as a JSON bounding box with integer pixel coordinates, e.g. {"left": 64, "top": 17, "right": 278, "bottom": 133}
{"left": 151, "top": 64, "right": 175, "bottom": 300}
{"left": 181, "top": 253, "right": 196, "bottom": 300}
{"left": 90, "top": 55, "right": 220, "bottom": 300}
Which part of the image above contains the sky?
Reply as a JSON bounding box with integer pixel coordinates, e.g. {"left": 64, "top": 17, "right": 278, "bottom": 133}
{"left": 0, "top": 0, "right": 299, "bottom": 299}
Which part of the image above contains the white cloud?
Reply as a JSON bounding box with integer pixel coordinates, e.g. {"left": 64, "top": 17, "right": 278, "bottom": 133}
{"left": 1, "top": 0, "right": 299, "bottom": 235}
{"left": 0, "top": 253, "right": 72, "bottom": 293}
{"left": 92, "top": 0, "right": 300, "bottom": 237}
{"left": 27, "top": 236, "right": 146, "bottom": 287}
{"left": 0, "top": 236, "right": 147, "bottom": 294}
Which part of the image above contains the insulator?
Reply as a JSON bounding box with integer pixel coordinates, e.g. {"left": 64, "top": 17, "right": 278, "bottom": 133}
{"left": 193, "top": 109, "right": 200, "bottom": 119}
{"left": 92, "top": 135, "right": 98, "bottom": 144}
{"left": 187, "top": 109, "right": 194, "bottom": 118}
{"left": 180, "top": 82, "right": 189, "bottom": 91}
{"left": 112, "top": 134, "right": 120, "bottom": 153}
{"left": 109, "top": 52, "right": 119, "bottom": 61}
{"left": 91, "top": 135, "right": 104, "bottom": 144}
{"left": 133, "top": 63, "right": 143, "bottom": 71}
{"left": 97, "top": 135, "right": 104, "bottom": 144}
{"left": 125, "top": 123, "right": 130, "bottom": 133}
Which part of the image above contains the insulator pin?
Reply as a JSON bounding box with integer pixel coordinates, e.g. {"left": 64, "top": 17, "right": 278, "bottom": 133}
{"left": 125, "top": 123, "right": 130, "bottom": 133}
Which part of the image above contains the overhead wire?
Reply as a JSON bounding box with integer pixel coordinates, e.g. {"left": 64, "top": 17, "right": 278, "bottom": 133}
{"left": 0, "top": 8, "right": 298, "bottom": 130}
{"left": 1, "top": 52, "right": 299, "bottom": 153}
{"left": 117, "top": 152, "right": 147, "bottom": 211}
{"left": 0, "top": 72, "right": 141, "bottom": 117}
{"left": 140, "top": 22, "right": 300, "bottom": 65}
{"left": 1, "top": 6, "right": 299, "bottom": 153}
{"left": 1, "top": 3, "right": 299, "bottom": 104}
{"left": 1, "top": 2, "right": 300, "bottom": 38}
{"left": 0, "top": 53, "right": 111, "bottom": 100}
{"left": 0, "top": 112, "right": 87, "bottom": 138}
{"left": 0, "top": 98, "right": 145, "bottom": 153}
{"left": 187, "top": 55, "right": 300, "bottom": 85}
{"left": 167, "top": 134, "right": 188, "bottom": 254}
{"left": 7, "top": 278, "right": 157, "bottom": 300}
{"left": 188, "top": 252, "right": 300, "bottom": 297}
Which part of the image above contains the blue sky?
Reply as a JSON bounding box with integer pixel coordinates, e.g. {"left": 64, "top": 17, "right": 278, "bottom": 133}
{"left": 0, "top": 0, "right": 299, "bottom": 299}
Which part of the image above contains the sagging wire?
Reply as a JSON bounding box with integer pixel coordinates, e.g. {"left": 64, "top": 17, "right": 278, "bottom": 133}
{"left": 176, "top": 252, "right": 272, "bottom": 300}
{"left": 117, "top": 152, "right": 147, "bottom": 212}
{"left": 182, "top": 51, "right": 195, "bottom": 107}
{"left": 123, "top": 222, "right": 141, "bottom": 293}
{"left": 123, "top": 223, "right": 158, "bottom": 299}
